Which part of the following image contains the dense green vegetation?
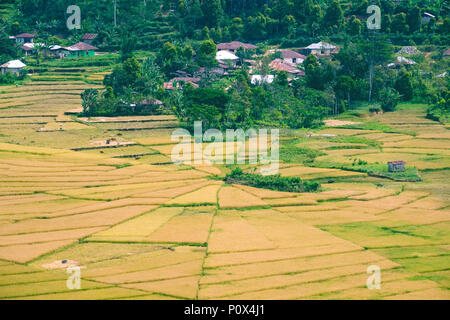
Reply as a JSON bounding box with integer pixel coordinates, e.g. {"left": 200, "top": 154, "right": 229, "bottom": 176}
{"left": 1, "top": 0, "right": 449, "bottom": 52}
{"left": 1, "top": 0, "right": 449, "bottom": 126}
{"left": 225, "top": 167, "right": 321, "bottom": 192}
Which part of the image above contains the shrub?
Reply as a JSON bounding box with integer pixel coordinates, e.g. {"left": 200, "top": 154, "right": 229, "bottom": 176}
{"left": 379, "top": 87, "right": 400, "bottom": 112}
{"left": 427, "top": 98, "right": 449, "bottom": 123}
{"left": 225, "top": 167, "right": 320, "bottom": 193}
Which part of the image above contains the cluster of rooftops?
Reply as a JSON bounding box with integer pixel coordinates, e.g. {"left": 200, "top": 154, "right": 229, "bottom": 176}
{"left": 9, "top": 33, "right": 98, "bottom": 56}
{"left": 3, "top": 34, "right": 449, "bottom": 82}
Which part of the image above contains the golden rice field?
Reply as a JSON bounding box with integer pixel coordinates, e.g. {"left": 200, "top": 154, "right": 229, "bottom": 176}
{"left": 0, "top": 77, "right": 448, "bottom": 300}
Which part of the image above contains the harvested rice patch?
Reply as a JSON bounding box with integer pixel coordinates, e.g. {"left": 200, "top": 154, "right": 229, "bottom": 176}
{"left": 39, "top": 121, "right": 93, "bottom": 131}
{"left": 132, "top": 180, "right": 210, "bottom": 198}
{"left": 0, "top": 143, "right": 68, "bottom": 155}
{"left": 0, "top": 227, "right": 103, "bottom": 246}
{"left": 94, "top": 260, "right": 204, "bottom": 285}
{"left": 122, "top": 275, "right": 199, "bottom": 299}
{"left": 0, "top": 239, "right": 75, "bottom": 263}
{"left": 278, "top": 166, "right": 339, "bottom": 176}
{"left": 0, "top": 193, "right": 64, "bottom": 206}
{"left": 199, "top": 259, "right": 398, "bottom": 299}
{"left": 265, "top": 197, "right": 317, "bottom": 206}
{"left": 383, "top": 139, "right": 449, "bottom": 149}
{"left": 208, "top": 213, "right": 275, "bottom": 253}
{"left": 384, "top": 288, "right": 450, "bottom": 300}
{"left": 0, "top": 269, "right": 67, "bottom": 286}
{"left": 417, "top": 132, "right": 450, "bottom": 139}
{"left": 284, "top": 209, "right": 381, "bottom": 226}
{"left": 382, "top": 148, "right": 450, "bottom": 156}
{"left": 0, "top": 198, "right": 99, "bottom": 217}
{"left": 0, "top": 205, "right": 156, "bottom": 235}
{"left": 202, "top": 250, "right": 393, "bottom": 285}
{"left": 321, "top": 148, "right": 379, "bottom": 157}
{"left": 165, "top": 183, "right": 222, "bottom": 205}
{"left": 80, "top": 246, "right": 205, "bottom": 279}
{"left": 222, "top": 266, "right": 407, "bottom": 300}
{"left": 119, "top": 294, "right": 178, "bottom": 300}
{"left": 403, "top": 197, "right": 448, "bottom": 210}
{"left": 321, "top": 221, "right": 450, "bottom": 249}
{"left": 146, "top": 209, "right": 215, "bottom": 244}
{"left": 315, "top": 128, "right": 378, "bottom": 136}
{"left": 235, "top": 184, "right": 298, "bottom": 199}
{"left": 324, "top": 120, "right": 361, "bottom": 127}
{"left": 218, "top": 186, "right": 267, "bottom": 208}
{"left": 47, "top": 180, "right": 192, "bottom": 198}
{"left": 0, "top": 263, "right": 39, "bottom": 275}
{"left": 12, "top": 287, "right": 148, "bottom": 300}
{"left": 88, "top": 207, "right": 183, "bottom": 242}
{"left": 204, "top": 242, "right": 361, "bottom": 268}
{"left": 349, "top": 189, "right": 398, "bottom": 200}
{"left": 192, "top": 164, "right": 222, "bottom": 176}
{"left": 362, "top": 191, "right": 429, "bottom": 211}
{"left": 0, "top": 279, "right": 109, "bottom": 299}
{"left": 30, "top": 198, "right": 162, "bottom": 220}
{"left": 278, "top": 166, "right": 366, "bottom": 179}
{"left": 357, "top": 132, "right": 412, "bottom": 142}
{"left": 297, "top": 140, "right": 368, "bottom": 150}
{"left": 274, "top": 203, "right": 346, "bottom": 212}
{"left": 307, "top": 274, "right": 443, "bottom": 300}
{"left": 135, "top": 136, "right": 185, "bottom": 146}
{"left": 382, "top": 207, "right": 450, "bottom": 226}
{"left": 240, "top": 211, "right": 367, "bottom": 248}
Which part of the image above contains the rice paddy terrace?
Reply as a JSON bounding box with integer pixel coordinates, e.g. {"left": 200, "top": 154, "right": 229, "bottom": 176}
{"left": 0, "top": 71, "right": 449, "bottom": 299}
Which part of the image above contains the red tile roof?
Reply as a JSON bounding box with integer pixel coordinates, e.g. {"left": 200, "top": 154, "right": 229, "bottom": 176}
{"left": 281, "top": 50, "right": 306, "bottom": 60}
{"left": 81, "top": 33, "right": 98, "bottom": 40}
{"left": 444, "top": 49, "right": 450, "bottom": 56}
{"left": 217, "top": 41, "right": 258, "bottom": 50}
{"left": 164, "top": 78, "right": 200, "bottom": 90}
{"left": 139, "top": 98, "right": 163, "bottom": 105}
{"left": 65, "top": 42, "right": 98, "bottom": 51}
{"left": 15, "top": 33, "right": 35, "bottom": 38}
{"left": 269, "top": 59, "right": 305, "bottom": 75}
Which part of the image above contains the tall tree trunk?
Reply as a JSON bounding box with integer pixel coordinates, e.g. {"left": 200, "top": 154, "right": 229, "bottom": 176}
{"left": 113, "top": 0, "right": 117, "bottom": 27}
{"left": 368, "top": 57, "right": 373, "bottom": 102}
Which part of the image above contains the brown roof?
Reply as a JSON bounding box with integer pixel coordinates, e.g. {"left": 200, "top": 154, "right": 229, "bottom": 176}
{"left": 15, "top": 33, "right": 35, "bottom": 38}
{"left": 163, "top": 78, "right": 200, "bottom": 90}
{"left": 20, "top": 45, "right": 34, "bottom": 51}
{"left": 281, "top": 50, "right": 306, "bottom": 60}
{"left": 444, "top": 49, "right": 450, "bottom": 56}
{"left": 65, "top": 42, "right": 98, "bottom": 51}
{"left": 139, "top": 98, "right": 163, "bottom": 105}
{"left": 217, "top": 41, "right": 258, "bottom": 50}
{"left": 389, "top": 161, "right": 405, "bottom": 165}
{"left": 173, "top": 77, "right": 200, "bottom": 83}
{"left": 269, "top": 59, "right": 305, "bottom": 75}
{"left": 81, "top": 33, "right": 98, "bottom": 40}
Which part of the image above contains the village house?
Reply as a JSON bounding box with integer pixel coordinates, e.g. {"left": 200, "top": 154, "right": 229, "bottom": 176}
{"left": 163, "top": 77, "right": 200, "bottom": 90}
{"left": 388, "top": 161, "right": 406, "bottom": 172}
{"left": 63, "top": 42, "right": 98, "bottom": 57}
{"left": 304, "top": 41, "right": 337, "bottom": 56}
{"left": 251, "top": 75, "right": 274, "bottom": 85}
{"left": 387, "top": 56, "right": 416, "bottom": 69}
{"left": 20, "top": 42, "right": 45, "bottom": 56}
{"left": 422, "top": 12, "right": 435, "bottom": 23}
{"left": 216, "top": 50, "right": 239, "bottom": 67}
{"left": 269, "top": 59, "right": 305, "bottom": 77}
{"left": 280, "top": 50, "right": 306, "bottom": 65}
{"left": 216, "top": 41, "right": 258, "bottom": 53}
{"left": 13, "top": 33, "right": 35, "bottom": 45}
{"left": 0, "top": 60, "right": 26, "bottom": 76}
{"left": 81, "top": 33, "right": 98, "bottom": 45}
{"left": 444, "top": 49, "right": 450, "bottom": 57}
